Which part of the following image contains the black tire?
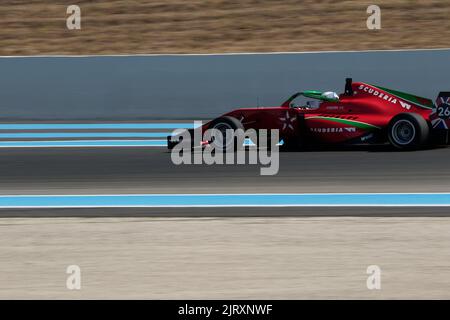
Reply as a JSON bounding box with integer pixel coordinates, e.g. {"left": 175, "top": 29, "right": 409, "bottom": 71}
{"left": 209, "top": 116, "right": 244, "bottom": 151}
{"left": 387, "top": 113, "right": 429, "bottom": 150}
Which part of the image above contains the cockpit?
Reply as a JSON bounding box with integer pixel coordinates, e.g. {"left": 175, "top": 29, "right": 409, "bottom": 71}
{"left": 284, "top": 90, "right": 340, "bottom": 109}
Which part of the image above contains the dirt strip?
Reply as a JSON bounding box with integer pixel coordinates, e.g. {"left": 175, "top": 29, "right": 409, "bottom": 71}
{"left": 1, "top": 216, "right": 449, "bottom": 299}
{"left": 1, "top": 1, "right": 449, "bottom": 55}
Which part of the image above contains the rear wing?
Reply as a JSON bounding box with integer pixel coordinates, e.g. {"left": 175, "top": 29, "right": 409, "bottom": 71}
{"left": 431, "top": 92, "right": 450, "bottom": 129}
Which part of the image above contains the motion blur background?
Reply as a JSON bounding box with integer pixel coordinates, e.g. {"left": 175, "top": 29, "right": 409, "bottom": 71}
{"left": 0, "top": 0, "right": 449, "bottom": 55}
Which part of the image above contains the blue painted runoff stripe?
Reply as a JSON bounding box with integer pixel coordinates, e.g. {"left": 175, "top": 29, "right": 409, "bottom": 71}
{"left": 0, "top": 139, "right": 255, "bottom": 148}
{"left": 0, "top": 140, "right": 167, "bottom": 147}
{"left": 0, "top": 132, "right": 172, "bottom": 138}
{"left": 0, "top": 193, "right": 450, "bottom": 208}
{"left": 0, "top": 123, "right": 200, "bottom": 130}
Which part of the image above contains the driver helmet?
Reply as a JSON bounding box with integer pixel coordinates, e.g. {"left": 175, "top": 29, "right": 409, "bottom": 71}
{"left": 322, "top": 91, "right": 339, "bottom": 101}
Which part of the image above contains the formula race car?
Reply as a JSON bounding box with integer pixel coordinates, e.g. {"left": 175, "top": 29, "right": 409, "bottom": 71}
{"left": 168, "top": 78, "right": 450, "bottom": 151}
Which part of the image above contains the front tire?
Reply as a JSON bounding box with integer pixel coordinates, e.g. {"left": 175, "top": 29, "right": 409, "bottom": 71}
{"left": 209, "top": 116, "right": 244, "bottom": 152}
{"left": 387, "top": 113, "right": 429, "bottom": 150}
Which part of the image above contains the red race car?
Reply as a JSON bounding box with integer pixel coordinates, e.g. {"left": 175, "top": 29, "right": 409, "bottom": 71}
{"left": 168, "top": 78, "right": 450, "bottom": 151}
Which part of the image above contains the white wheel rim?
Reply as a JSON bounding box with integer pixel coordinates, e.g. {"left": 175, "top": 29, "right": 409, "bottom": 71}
{"left": 392, "top": 119, "right": 416, "bottom": 145}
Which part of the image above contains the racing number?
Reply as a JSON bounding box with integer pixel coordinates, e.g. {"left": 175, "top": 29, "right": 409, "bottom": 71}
{"left": 437, "top": 103, "right": 450, "bottom": 119}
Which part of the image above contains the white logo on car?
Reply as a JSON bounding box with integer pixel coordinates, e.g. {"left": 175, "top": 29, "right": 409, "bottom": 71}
{"left": 310, "top": 127, "right": 356, "bottom": 133}
{"left": 358, "top": 85, "right": 397, "bottom": 104}
{"left": 279, "top": 111, "right": 296, "bottom": 131}
{"left": 399, "top": 100, "right": 411, "bottom": 110}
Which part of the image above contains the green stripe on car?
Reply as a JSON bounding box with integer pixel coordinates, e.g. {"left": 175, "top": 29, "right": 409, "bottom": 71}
{"left": 305, "top": 116, "right": 380, "bottom": 130}
{"left": 373, "top": 85, "right": 434, "bottom": 109}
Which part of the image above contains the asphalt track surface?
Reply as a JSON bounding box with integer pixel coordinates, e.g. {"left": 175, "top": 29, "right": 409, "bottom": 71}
{"left": 2, "top": 143, "right": 450, "bottom": 298}
{"left": 0, "top": 145, "right": 449, "bottom": 216}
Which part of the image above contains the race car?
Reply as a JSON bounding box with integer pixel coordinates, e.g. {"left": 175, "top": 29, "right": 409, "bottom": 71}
{"left": 168, "top": 78, "right": 450, "bottom": 151}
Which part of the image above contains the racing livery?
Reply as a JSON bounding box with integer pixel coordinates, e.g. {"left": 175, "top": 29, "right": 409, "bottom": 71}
{"left": 168, "top": 78, "right": 450, "bottom": 150}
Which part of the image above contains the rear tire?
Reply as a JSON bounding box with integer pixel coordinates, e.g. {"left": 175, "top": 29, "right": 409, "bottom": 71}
{"left": 387, "top": 113, "right": 429, "bottom": 150}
